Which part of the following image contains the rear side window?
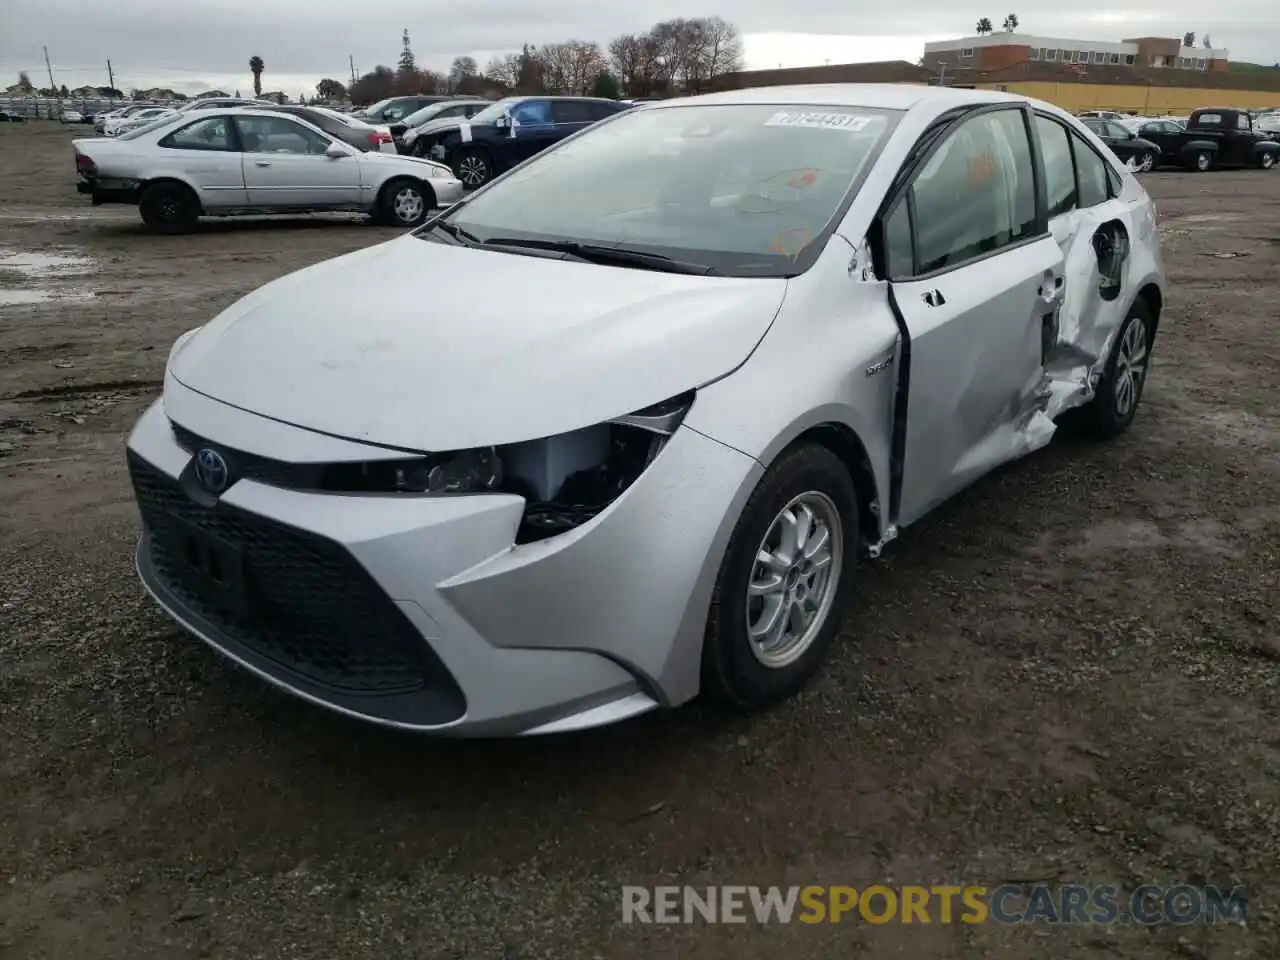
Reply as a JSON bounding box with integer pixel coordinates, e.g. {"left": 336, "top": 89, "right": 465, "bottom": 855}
{"left": 160, "top": 116, "right": 235, "bottom": 151}
{"left": 1070, "top": 132, "right": 1111, "bottom": 207}
{"left": 907, "top": 108, "right": 1038, "bottom": 274}
{"left": 586, "top": 101, "right": 622, "bottom": 121}
{"left": 1034, "top": 116, "right": 1077, "bottom": 218}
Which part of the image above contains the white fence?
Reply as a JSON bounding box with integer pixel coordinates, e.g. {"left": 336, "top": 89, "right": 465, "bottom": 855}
{"left": 0, "top": 95, "right": 185, "bottom": 119}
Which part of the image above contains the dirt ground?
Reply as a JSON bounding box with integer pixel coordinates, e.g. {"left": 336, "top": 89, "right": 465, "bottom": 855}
{"left": 1, "top": 120, "right": 1279, "bottom": 959}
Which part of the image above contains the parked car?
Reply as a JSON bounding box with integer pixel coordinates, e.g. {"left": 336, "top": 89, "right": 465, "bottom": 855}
{"left": 1079, "top": 117, "right": 1163, "bottom": 171}
{"left": 178, "top": 97, "right": 268, "bottom": 113}
{"left": 392, "top": 99, "right": 491, "bottom": 153}
{"left": 1136, "top": 107, "right": 1280, "bottom": 170}
{"left": 60, "top": 109, "right": 94, "bottom": 124}
{"left": 354, "top": 95, "right": 453, "bottom": 125}
{"left": 1077, "top": 110, "right": 1126, "bottom": 121}
{"left": 95, "top": 103, "right": 157, "bottom": 133}
{"left": 110, "top": 107, "right": 179, "bottom": 135}
{"left": 415, "top": 95, "right": 631, "bottom": 187}
{"left": 0, "top": 110, "right": 26, "bottom": 122}
{"left": 1255, "top": 111, "right": 1280, "bottom": 136}
{"left": 72, "top": 107, "right": 463, "bottom": 231}
{"left": 256, "top": 104, "right": 396, "bottom": 152}
{"left": 122, "top": 84, "right": 1164, "bottom": 736}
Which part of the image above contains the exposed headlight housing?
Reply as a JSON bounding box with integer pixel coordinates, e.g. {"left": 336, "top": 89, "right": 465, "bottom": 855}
{"left": 425, "top": 163, "right": 453, "bottom": 180}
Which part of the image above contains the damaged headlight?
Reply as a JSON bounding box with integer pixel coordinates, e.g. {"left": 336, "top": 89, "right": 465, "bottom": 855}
{"left": 320, "top": 447, "right": 501, "bottom": 494}
{"left": 313, "top": 392, "right": 694, "bottom": 543}
{"left": 503, "top": 391, "right": 695, "bottom": 543}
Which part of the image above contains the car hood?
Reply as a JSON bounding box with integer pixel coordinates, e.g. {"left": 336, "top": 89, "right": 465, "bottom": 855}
{"left": 169, "top": 235, "right": 787, "bottom": 451}
{"left": 359, "top": 151, "right": 446, "bottom": 171}
{"left": 406, "top": 117, "right": 464, "bottom": 138}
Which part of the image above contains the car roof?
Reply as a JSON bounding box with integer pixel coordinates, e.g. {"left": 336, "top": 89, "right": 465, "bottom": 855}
{"left": 646, "top": 83, "right": 1027, "bottom": 113}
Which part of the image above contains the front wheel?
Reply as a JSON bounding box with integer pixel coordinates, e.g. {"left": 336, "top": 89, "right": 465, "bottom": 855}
{"left": 1135, "top": 150, "right": 1157, "bottom": 173}
{"left": 378, "top": 179, "right": 433, "bottom": 227}
{"left": 1081, "top": 300, "right": 1154, "bottom": 439}
{"left": 1259, "top": 152, "right": 1277, "bottom": 170}
{"left": 701, "top": 443, "right": 859, "bottom": 710}
{"left": 1187, "top": 149, "right": 1213, "bottom": 172}
{"left": 453, "top": 148, "right": 493, "bottom": 189}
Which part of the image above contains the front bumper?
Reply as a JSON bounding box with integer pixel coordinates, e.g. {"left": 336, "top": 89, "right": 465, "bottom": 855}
{"left": 430, "top": 175, "right": 464, "bottom": 207}
{"left": 125, "top": 392, "right": 761, "bottom": 735}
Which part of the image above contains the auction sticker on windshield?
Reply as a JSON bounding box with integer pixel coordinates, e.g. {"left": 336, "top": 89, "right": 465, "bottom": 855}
{"left": 764, "top": 111, "right": 874, "bottom": 131}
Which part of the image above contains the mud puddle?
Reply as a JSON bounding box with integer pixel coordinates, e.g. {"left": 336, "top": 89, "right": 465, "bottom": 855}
{"left": 0, "top": 248, "right": 96, "bottom": 306}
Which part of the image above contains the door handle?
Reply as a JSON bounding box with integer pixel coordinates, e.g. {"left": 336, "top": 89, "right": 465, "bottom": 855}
{"left": 254, "top": 160, "right": 272, "bottom": 167}
{"left": 922, "top": 289, "right": 946, "bottom": 307}
{"left": 1038, "top": 276, "right": 1065, "bottom": 300}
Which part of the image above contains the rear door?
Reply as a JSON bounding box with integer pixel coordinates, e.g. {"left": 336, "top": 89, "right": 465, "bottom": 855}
{"left": 154, "top": 114, "right": 247, "bottom": 208}
{"left": 234, "top": 115, "right": 362, "bottom": 207}
{"left": 885, "top": 105, "right": 1064, "bottom": 525}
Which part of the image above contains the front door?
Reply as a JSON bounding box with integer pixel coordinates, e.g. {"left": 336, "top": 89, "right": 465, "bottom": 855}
{"left": 884, "top": 106, "right": 1065, "bottom": 526}
{"left": 233, "top": 115, "right": 362, "bottom": 208}
{"left": 154, "top": 115, "right": 247, "bottom": 208}
{"left": 1138, "top": 121, "right": 1183, "bottom": 163}
{"left": 505, "top": 99, "right": 556, "bottom": 168}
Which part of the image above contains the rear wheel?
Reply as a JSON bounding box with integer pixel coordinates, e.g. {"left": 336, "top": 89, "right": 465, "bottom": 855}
{"left": 1186, "top": 149, "right": 1212, "bottom": 172}
{"left": 701, "top": 443, "right": 859, "bottom": 710}
{"left": 138, "top": 182, "right": 198, "bottom": 233}
{"left": 1080, "top": 299, "right": 1154, "bottom": 439}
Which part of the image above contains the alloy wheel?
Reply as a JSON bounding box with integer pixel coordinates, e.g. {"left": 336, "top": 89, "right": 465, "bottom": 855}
{"left": 1113, "top": 315, "right": 1149, "bottom": 418}
{"left": 746, "top": 492, "right": 843, "bottom": 669}
{"left": 458, "top": 155, "right": 489, "bottom": 187}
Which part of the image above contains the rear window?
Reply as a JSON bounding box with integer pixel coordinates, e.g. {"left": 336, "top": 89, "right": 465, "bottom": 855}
{"left": 1193, "top": 113, "right": 1223, "bottom": 126}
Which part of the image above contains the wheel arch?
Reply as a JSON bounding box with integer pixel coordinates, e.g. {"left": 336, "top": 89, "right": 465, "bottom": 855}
{"left": 376, "top": 175, "right": 437, "bottom": 215}
{"left": 1135, "top": 282, "right": 1163, "bottom": 342}
{"left": 766, "top": 422, "right": 884, "bottom": 555}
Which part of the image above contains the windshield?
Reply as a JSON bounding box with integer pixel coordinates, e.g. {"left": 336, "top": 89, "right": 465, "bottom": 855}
{"left": 468, "top": 98, "right": 520, "bottom": 125}
{"left": 401, "top": 102, "right": 453, "bottom": 127}
{"left": 427, "top": 102, "right": 902, "bottom": 277}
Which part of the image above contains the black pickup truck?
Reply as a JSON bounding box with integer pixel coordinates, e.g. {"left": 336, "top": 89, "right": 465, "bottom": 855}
{"left": 1134, "top": 107, "right": 1279, "bottom": 171}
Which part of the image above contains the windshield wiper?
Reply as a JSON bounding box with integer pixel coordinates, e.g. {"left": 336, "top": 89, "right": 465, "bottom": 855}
{"left": 479, "top": 237, "right": 722, "bottom": 276}
{"left": 427, "top": 221, "right": 482, "bottom": 246}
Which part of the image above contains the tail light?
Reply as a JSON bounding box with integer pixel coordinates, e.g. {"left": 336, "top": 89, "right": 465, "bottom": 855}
{"left": 75, "top": 152, "right": 97, "bottom": 176}
{"left": 368, "top": 131, "right": 393, "bottom": 147}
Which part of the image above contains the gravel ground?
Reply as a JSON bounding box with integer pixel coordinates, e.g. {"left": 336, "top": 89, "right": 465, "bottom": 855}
{"left": 1, "top": 121, "right": 1279, "bottom": 960}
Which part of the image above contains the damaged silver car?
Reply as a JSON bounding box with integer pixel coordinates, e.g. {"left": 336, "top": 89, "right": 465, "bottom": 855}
{"left": 126, "top": 84, "right": 1163, "bottom": 735}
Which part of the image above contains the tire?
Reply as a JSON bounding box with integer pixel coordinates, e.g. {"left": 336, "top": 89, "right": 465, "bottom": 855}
{"left": 1186, "top": 150, "right": 1212, "bottom": 173}
{"left": 377, "top": 178, "right": 433, "bottom": 227}
{"left": 452, "top": 147, "right": 493, "bottom": 189}
{"left": 1260, "top": 152, "right": 1276, "bottom": 170}
{"left": 1136, "top": 150, "right": 1157, "bottom": 173}
{"left": 701, "top": 443, "right": 859, "bottom": 710}
{"left": 137, "top": 182, "right": 198, "bottom": 233}
{"left": 1080, "top": 299, "right": 1154, "bottom": 440}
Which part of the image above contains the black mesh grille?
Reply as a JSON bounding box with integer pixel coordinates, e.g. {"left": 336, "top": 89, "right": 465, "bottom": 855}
{"left": 128, "top": 451, "right": 449, "bottom": 697}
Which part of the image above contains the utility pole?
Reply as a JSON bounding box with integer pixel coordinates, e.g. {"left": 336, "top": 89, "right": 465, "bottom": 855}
{"left": 107, "top": 59, "right": 115, "bottom": 93}
{"left": 43, "top": 46, "right": 57, "bottom": 96}
{"left": 349, "top": 55, "right": 356, "bottom": 86}
{"left": 935, "top": 60, "right": 949, "bottom": 86}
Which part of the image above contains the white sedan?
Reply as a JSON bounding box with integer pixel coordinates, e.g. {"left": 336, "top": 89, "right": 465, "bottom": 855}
{"left": 72, "top": 107, "right": 464, "bottom": 231}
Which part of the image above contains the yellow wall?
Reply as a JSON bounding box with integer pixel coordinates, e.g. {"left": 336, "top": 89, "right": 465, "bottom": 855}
{"left": 977, "top": 80, "right": 1280, "bottom": 114}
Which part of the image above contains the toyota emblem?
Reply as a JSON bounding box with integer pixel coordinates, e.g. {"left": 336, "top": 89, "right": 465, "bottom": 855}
{"left": 193, "top": 447, "right": 230, "bottom": 494}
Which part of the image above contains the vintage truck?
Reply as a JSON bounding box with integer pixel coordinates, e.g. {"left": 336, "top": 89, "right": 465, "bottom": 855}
{"left": 1133, "top": 107, "right": 1279, "bottom": 171}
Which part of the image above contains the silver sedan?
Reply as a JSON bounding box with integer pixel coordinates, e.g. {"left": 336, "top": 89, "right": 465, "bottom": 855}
{"left": 124, "top": 84, "right": 1164, "bottom": 735}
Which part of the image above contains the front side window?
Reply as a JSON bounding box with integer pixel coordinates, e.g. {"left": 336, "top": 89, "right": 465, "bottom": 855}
{"left": 511, "top": 100, "right": 551, "bottom": 124}
{"left": 159, "top": 116, "right": 235, "bottom": 151}
{"left": 1103, "top": 121, "right": 1130, "bottom": 139}
{"left": 907, "top": 108, "right": 1038, "bottom": 274}
{"left": 234, "top": 116, "right": 330, "bottom": 155}
{"left": 1035, "top": 115, "right": 1077, "bottom": 218}
{"left": 429, "top": 102, "right": 902, "bottom": 277}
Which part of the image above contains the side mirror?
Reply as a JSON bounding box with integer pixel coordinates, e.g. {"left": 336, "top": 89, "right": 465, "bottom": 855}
{"left": 325, "top": 142, "right": 349, "bottom": 159}
{"left": 494, "top": 115, "right": 508, "bottom": 129}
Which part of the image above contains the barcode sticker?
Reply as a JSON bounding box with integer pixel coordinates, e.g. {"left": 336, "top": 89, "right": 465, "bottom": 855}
{"left": 764, "top": 111, "right": 874, "bottom": 131}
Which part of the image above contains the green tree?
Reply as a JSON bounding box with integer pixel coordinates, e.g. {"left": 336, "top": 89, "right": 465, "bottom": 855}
{"left": 590, "top": 70, "right": 621, "bottom": 99}
{"left": 398, "top": 29, "right": 416, "bottom": 73}
{"left": 249, "top": 56, "right": 264, "bottom": 96}
{"left": 315, "top": 78, "right": 347, "bottom": 100}
{"left": 975, "top": 18, "right": 993, "bottom": 35}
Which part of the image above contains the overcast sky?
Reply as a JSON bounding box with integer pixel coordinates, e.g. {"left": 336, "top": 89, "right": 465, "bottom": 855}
{"left": 2, "top": 1, "right": 1276, "bottom": 97}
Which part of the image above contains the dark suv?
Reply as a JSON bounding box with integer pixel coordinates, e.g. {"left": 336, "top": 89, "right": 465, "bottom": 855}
{"left": 413, "top": 96, "right": 630, "bottom": 188}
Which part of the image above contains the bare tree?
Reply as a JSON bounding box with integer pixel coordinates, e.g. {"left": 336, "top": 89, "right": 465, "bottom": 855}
{"left": 609, "top": 33, "right": 655, "bottom": 96}
{"left": 700, "top": 16, "right": 745, "bottom": 81}
{"left": 535, "top": 40, "right": 605, "bottom": 95}
{"left": 975, "top": 18, "right": 994, "bottom": 35}
{"left": 449, "top": 55, "right": 481, "bottom": 93}
{"left": 484, "top": 54, "right": 519, "bottom": 89}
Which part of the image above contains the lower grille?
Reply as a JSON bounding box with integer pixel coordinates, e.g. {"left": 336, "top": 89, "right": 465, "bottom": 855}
{"left": 128, "top": 451, "right": 457, "bottom": 701}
